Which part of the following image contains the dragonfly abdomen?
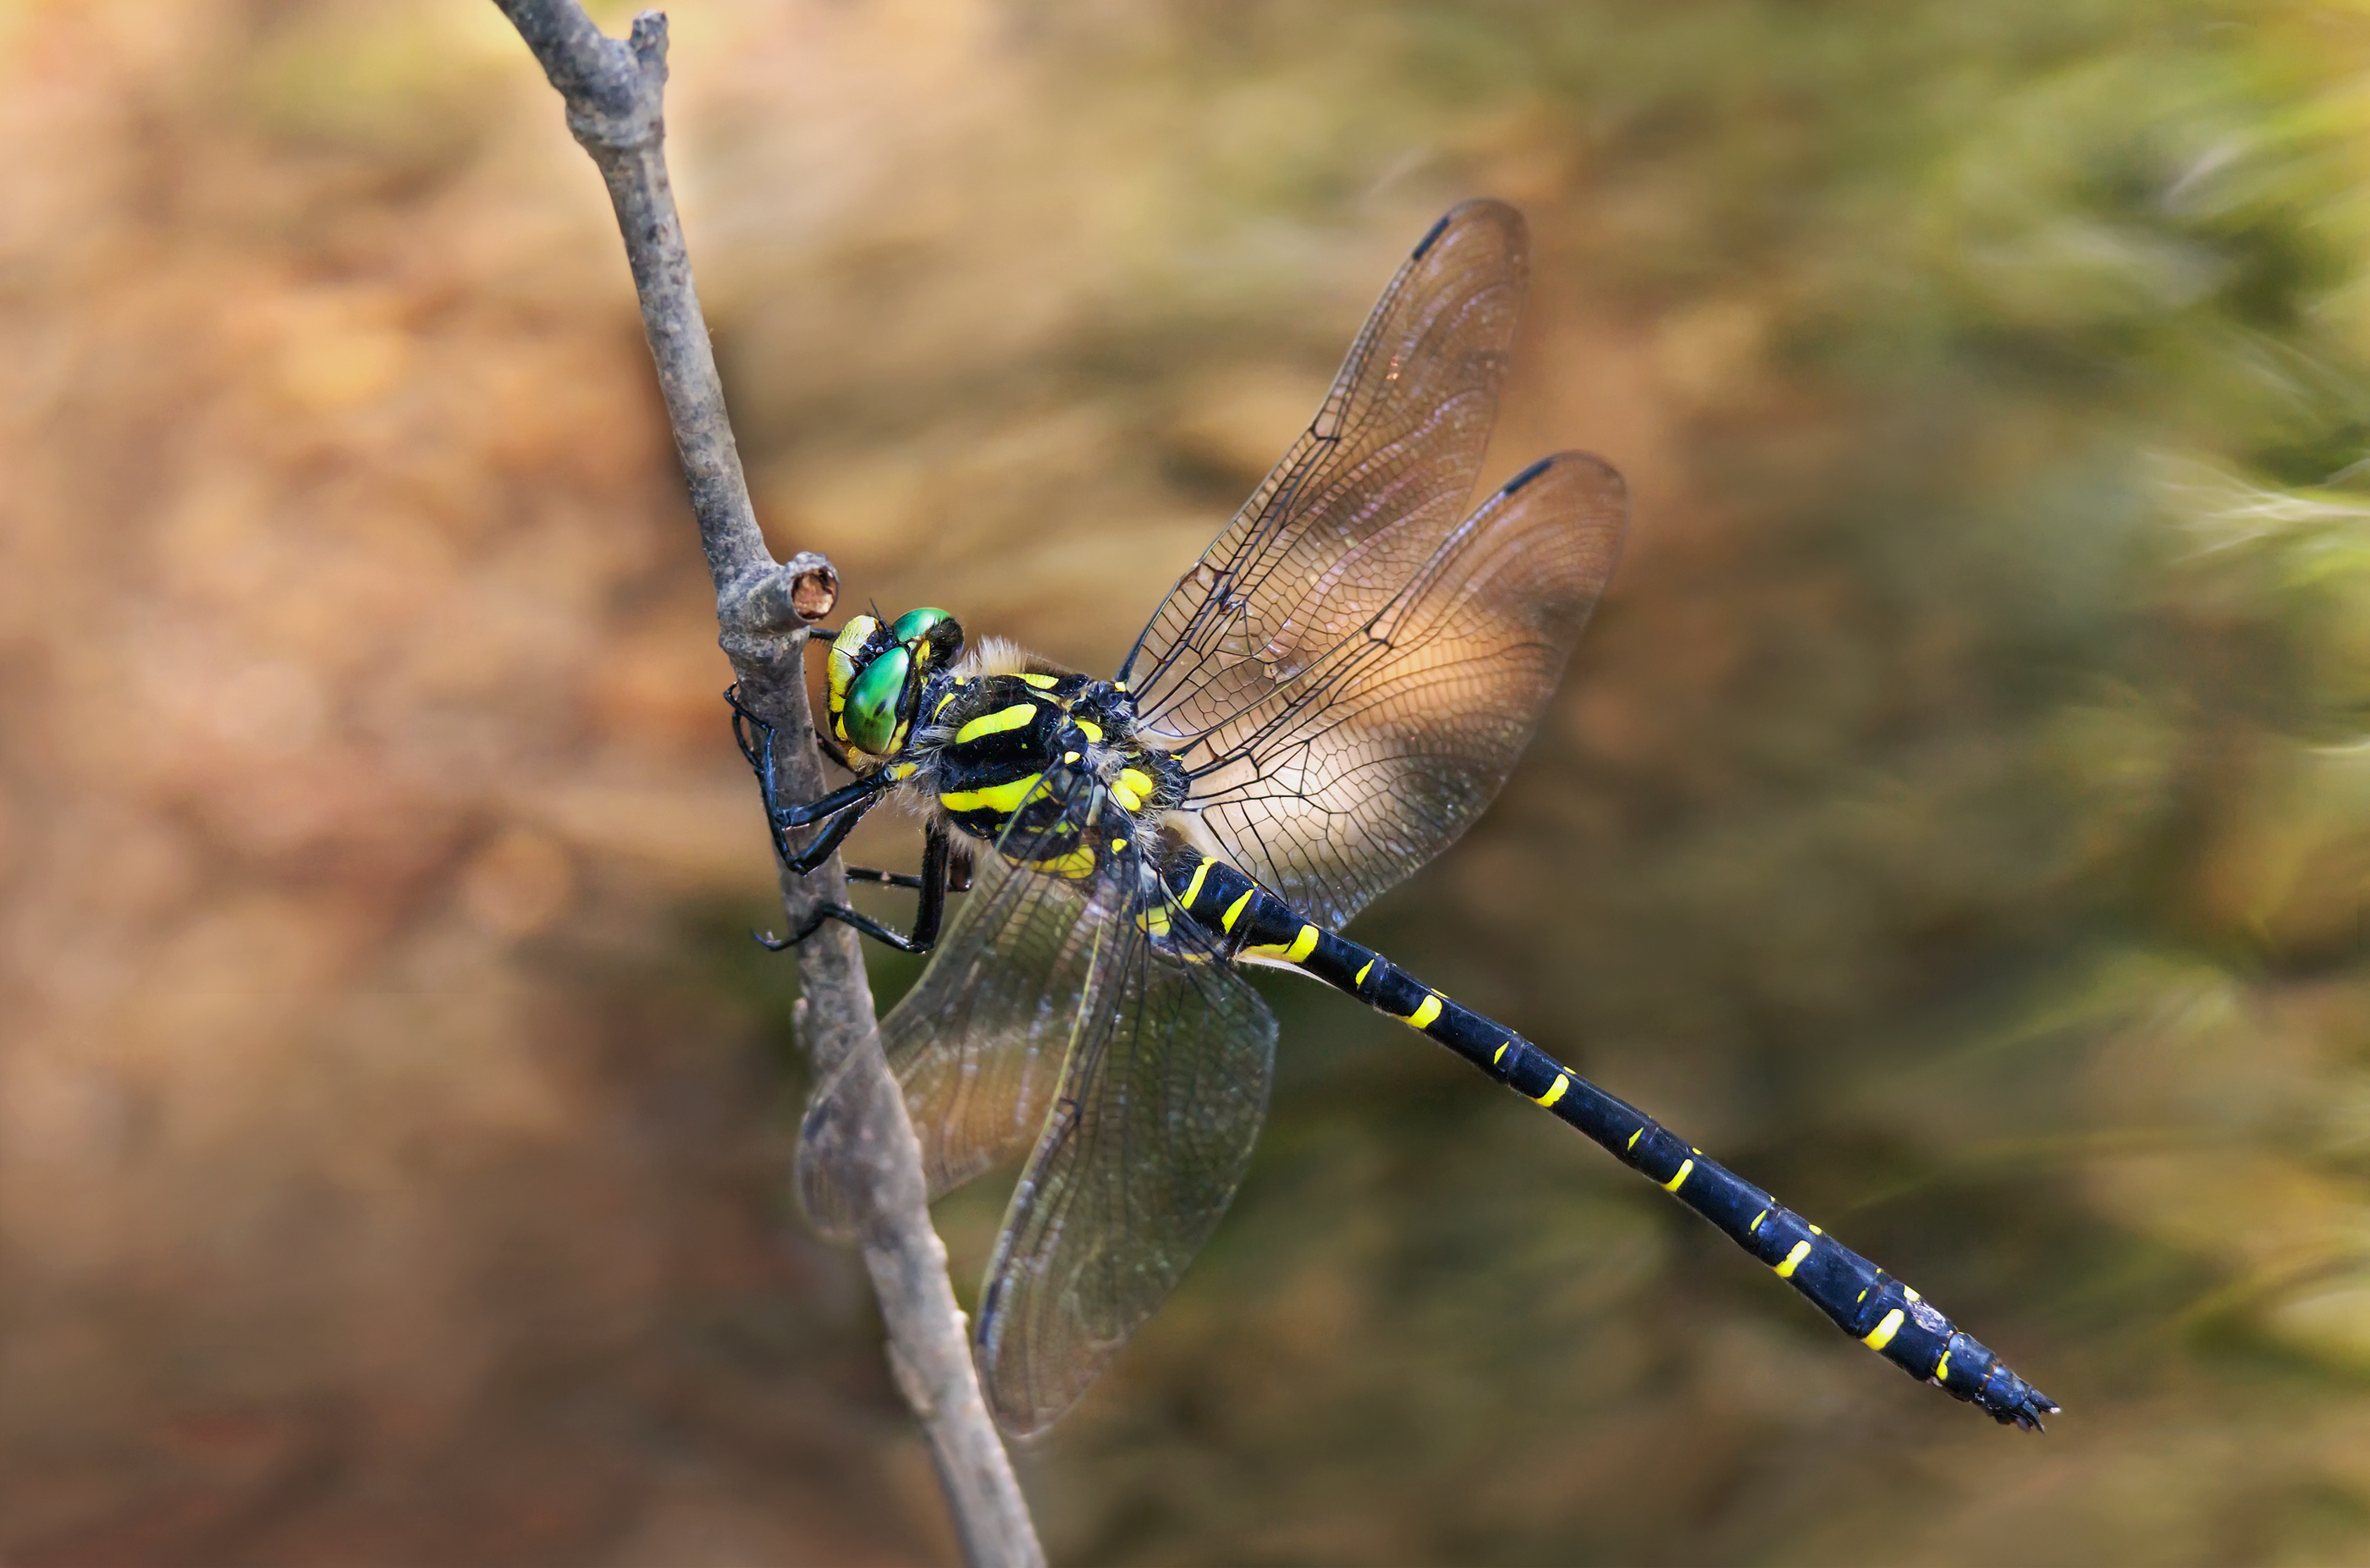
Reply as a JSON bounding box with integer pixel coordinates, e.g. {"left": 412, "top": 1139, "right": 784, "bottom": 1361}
{"left": 1159, "top": 845, "right": 2058, "bottom": 1430}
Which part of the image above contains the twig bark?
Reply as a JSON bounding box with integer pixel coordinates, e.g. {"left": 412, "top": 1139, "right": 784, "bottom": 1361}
{"left": 488, "top": 7, "right": 1043, "bottom": 1565}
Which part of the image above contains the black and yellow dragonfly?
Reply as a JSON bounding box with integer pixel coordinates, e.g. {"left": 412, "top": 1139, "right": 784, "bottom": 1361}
{"left": 736, "top": 200, "right": 2056, "bottom": 1438}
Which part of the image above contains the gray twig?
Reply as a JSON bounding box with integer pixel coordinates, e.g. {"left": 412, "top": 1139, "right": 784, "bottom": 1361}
{"left": 488, "top": 6, "right": 1042, "bottom": 1564}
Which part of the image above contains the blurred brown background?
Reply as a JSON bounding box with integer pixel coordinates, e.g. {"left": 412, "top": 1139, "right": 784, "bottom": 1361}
{"left": 8, "top": 0, "right": 2370, "bottom": 1563}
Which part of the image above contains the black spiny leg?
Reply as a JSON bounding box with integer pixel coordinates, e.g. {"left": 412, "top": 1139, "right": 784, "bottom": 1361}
{"left": 781, "top": 791, "right": 878, "bottom": 875}
{"left": 846, "top": 868, "right": 929, "bottom": 890}
{"left": 843, "top": 837, "right": 968, "bottom": 895}
{"left": 728, "top": 685, "right": 892, "bottom": 863}
{"left": 760, "top": 823, "right": 955, "bottom": 955}
{"left": 727, "top": 685, "right": 957, "bottom": 956}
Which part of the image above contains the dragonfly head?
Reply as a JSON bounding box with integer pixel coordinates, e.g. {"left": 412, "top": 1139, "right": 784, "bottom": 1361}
{"left": 828, "top": 607, "right": 965, "bottom": 758}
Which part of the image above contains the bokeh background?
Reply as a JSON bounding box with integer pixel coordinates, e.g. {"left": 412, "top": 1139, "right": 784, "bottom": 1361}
{"left": 8, "top": 0, "right": 2370, "bottom": 1562}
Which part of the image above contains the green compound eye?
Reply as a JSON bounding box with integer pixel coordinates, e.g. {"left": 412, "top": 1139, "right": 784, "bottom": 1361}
{"left": 844, "top": 645, "right": 912, "bottom": 756}
{"left": 890, "top": 606, "right": 963, "bottom": 674}
{"left": 889, "top": 607, "right": 952, "bottom": 645}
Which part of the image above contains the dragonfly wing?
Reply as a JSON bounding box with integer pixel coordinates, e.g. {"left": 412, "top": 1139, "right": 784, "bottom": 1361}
{"left": 1171, "top": 452, "right": 1626, "bottom": 927}
{"left": 1122, "top": 200, "right": 1529, "bottom": 732}
{"left": 796, "top": 767, "right": 1117, "bottom": 1240}
{"left": 973, "top": 878, "right": 1277, "bottom": 1437}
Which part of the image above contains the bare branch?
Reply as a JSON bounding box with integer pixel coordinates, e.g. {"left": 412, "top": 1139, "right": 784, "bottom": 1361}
{"left": 488, "top": 5, "right": 1042, "bottom": 1564}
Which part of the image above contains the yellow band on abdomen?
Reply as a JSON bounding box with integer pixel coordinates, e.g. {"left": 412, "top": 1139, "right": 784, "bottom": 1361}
{"left": 1245, "top": 924, "right": 1320, "bottom": 964}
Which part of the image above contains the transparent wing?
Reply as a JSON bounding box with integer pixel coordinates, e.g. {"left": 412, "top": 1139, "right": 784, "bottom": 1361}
{"left": 973, "top": 864, "right": 1276, "bottom": 1437}
{"left": 796, "top": 764, "right": 1280, "bottom": 1437}
{"left": 796, "top": 766, "right": 1118, "bottom": 1240}
{"left": 1119, "top": 200, "right": 1529, "bottom": 727}
{"left": 1170, "top": 452, "right": 1627, "bottom": 927}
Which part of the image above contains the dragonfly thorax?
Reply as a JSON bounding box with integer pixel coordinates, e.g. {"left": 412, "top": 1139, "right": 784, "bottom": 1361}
{"left": 912, "top": 665, "right": 1188, "bottom": 858}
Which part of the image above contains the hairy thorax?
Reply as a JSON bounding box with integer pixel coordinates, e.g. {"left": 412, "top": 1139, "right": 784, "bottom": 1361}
{"left": 907, "top": 657, "right": 1188, "bottom": 867}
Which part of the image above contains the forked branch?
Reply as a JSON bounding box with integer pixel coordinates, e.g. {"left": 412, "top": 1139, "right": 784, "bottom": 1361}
{"left": 488, "top": 5, "right": 1042, "bottom": 1564}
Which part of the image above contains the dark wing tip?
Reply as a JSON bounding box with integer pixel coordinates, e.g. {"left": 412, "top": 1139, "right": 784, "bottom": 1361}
{"left": 1492, "top": 450, "right": 1629, "bottom": 526}
{"left": 1414, "top": 197, "right": 1527, "bottom": 261}
{"left": 1501, "top": 455, "right": 1557, "bottom": 495}
{"left": 1464, "top": 451, "right": 1630, "bottom": 616}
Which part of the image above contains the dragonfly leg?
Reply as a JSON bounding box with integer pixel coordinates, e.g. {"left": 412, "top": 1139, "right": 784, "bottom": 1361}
{"left": 727, "top": 634, "right": 856, "bottom": 773}
{"left": 732, "top": 685, "right": 953, "bottom": 954}
{"left": 770, "top": 775, "right": 886, "bottom": 831}
{"left": 844, "top": 845, "right": 972, "bottom": 900}
{"left": 729, "top": 683, "right": 865, "bottom": 807}
{"left": 727, "top": 682, "right": 785, "bottom": 773}
{"left": 756, "top": 904, "right": 925, "bottom": 952}
{"left": 756, "top": 824, "right": 954, "bottom": 955}
{"left": 729, "top": 688, "right": 896, "bottom": 857}
{"left": 846, "top": 867, "right": 929, "bottom": 890}
{"left": 747, "top": 774, "right": 887, "bottom": 867}
{"left": 906, "top": 824, "right": 954, "bottom": 947}
{"left": 782, "top": 793, "right": 877, "bottom": 875}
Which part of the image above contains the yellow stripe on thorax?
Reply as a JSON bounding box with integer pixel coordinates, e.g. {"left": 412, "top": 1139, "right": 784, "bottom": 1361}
{"left": 940, "top": 773, "right": 1044, "bottom": 815}
{"left": 1221, "top": 889, "right": 1255, "bottom": 933}
{"left": 954, "top": 701, "right": 1039, "bottom": 745}
{"left": 1110, "top": 766, "right": 1154, "bottom": 812}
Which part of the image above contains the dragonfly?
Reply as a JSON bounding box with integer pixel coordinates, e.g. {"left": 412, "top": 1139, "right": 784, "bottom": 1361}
{"left": 735, "top": 200, "right": 2057, "bottom": 1438}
